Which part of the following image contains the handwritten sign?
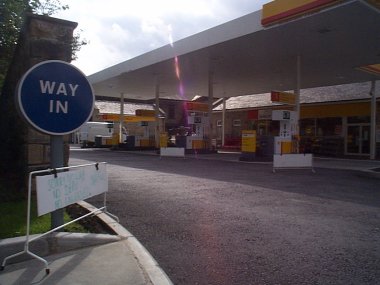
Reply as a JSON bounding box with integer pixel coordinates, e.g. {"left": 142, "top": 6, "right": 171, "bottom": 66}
{"left": 36, "top": 163, "right": 108, "bottom": 216}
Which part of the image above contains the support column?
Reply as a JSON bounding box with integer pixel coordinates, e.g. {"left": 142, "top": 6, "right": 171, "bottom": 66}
{"left": 208, "top": 70, "right": 214, "bottom": 150}
{"left": 50, "top": 135, "right": 64, "bottom": 229}
{"left": 370, "top": 80, "right": 377, "bottom": 160}
{"left": 155, "top": 78, "right": 160, "bottom": 148}
{"left": 119, "top": 92, "right": 124, "bottom": 144}
{"left": 294, "top": 55, "right": 301, "bottom": 153}
{"left": 222, "top": 98, "right": 226, "bottom": 147}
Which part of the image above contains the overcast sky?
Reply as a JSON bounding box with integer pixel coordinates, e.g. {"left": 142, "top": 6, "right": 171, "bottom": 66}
{"left": 55, "top": 0, "right": 268, "bottom": 75}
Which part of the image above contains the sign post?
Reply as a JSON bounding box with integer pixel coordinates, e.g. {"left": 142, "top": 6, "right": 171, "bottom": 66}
{"left": 17, "top": 60, "right": 94, "bottom": 229}
{"left": 50, "top": 136, "right": 65, "bottom": 228}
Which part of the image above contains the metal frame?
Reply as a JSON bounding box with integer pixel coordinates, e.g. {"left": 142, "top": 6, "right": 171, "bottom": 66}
{"left": 0, "top": 162, "right": 118, "bottom": 274}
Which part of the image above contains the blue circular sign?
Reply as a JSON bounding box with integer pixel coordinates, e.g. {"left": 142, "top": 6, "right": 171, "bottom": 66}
{"left": 17, "top": 60, "right": 94, "bottom": 135}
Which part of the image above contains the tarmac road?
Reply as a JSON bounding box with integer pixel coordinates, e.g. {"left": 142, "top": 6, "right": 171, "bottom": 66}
{"left": 70, "top": 148, "right": 380, "bottom": 285}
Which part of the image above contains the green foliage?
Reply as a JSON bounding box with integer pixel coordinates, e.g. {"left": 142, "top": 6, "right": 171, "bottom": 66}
{"left": 0, "top": 0, "right": 28, "bottom": 90}
{"left": 72, "top": 29, "right": 88, "bottom": 61}
{"left": 0, "top": 0, "right": 86, "bottom": 90}
{"left": 30, "top": 0, "right": 69, "bottom": 16}
{"left": 0, "top": 198, "right": 88, "bottom": 239}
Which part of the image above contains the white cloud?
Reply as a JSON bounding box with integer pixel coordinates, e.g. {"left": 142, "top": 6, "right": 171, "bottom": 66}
{"left": 56, "top": 0, "right": 268, "bottom": 75}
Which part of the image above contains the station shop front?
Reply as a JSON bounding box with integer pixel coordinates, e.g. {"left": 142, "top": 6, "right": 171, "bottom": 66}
{"left": 212, "top": 100, "right": 380, "bottom": 158}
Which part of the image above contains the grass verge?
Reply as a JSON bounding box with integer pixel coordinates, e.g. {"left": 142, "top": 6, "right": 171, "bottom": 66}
{"left": 0, "top": 198, "right": 88, "bottom": 239}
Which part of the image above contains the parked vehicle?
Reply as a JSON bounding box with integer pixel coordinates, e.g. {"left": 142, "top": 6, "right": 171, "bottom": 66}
{"left": 78, "top": 122, "right": 114, "bottom": 148}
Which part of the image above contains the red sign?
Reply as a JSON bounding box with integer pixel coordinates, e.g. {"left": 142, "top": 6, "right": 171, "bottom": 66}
{"left": 248, "top": 110, "right": 258, "bottom": 120}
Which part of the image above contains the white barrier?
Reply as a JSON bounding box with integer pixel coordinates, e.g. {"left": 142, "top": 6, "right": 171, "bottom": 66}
{"left": 160, "top": 147, "right": 185, "bottom": 158}
{"left": 273, "top": 153, "right": 315, "bottom": 173}
{"left": 1, "top": 162, "right": 118, "bottom": 274}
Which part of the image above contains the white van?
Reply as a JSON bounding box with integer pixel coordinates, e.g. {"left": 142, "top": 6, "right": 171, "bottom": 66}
{"left": 78, "top": 122, "right": 114, "bottom": 147}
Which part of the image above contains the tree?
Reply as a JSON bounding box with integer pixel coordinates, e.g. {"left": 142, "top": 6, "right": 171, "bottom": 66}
{"left": 29, "top": 0, "right": 68, "bottom": 16}
{"left": 0, "top": 0, "right": 27, "bottom": 89}
{"left": 0, "top": 0, "right": 84, "bottom": 90}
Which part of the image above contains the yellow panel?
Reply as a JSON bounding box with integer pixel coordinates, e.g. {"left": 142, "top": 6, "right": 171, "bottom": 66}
{"left": 271, "top": 91, "right": 296, "bottom": 105}
{"left": 100, "top": 113, "right": 156, "bottom": 122}
{"left": 140, "top": 139, "right": 150, "bottom": 147}
{"left": 357, "top": 63, "right": 380, "bottom": 76}
{"left": 185, "top": 102, "right": 209, "bottom": 112}
{"left": 281, "top": 141, "right": 292, "bottom": 154}
{"left": 242, "top": 130, "right": 256, "bottom": 153}
{"left": 160, "top": 133, "right": 168, "bottom": 148}
{"left": 262, "top": 0, "right": 341, "bottom": 26}
{"left": 263, "top": 0, "right": 313, "bottom": 18}
{"left": 300, "top": 102, "right": 370, "bottom": 118}
{"left": 192, "top": 140, "right": 204, "bottom": 149}
{"left": 124, "top": 115, "right": 156, "bottom": 122}
{"left": 112, "top": 133, "right": 119, "bottom": 145}
{"left": 366, "top": 0, "right": 380, "bottom": 9}
{"left": 136, "top": 109, "right": 155, "bottom": 116}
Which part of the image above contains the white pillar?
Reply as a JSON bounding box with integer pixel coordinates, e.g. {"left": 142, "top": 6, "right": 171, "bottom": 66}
{"left": 208, "top": 70, "right": 214, "bottom": 150}
{"left": 222, "top": 98, "right": 226, "bottom": 147}
{"left": 294, "top": 55, "right": 301, "bottom": 153}
{"left": 119, "top": 92, "right": 124, "bottom": 143}
{"left": 155, "top": 78, "right": 160, "bottom": 148}
{"left": 370, "top": 80, "right": 377, "bottom": 160}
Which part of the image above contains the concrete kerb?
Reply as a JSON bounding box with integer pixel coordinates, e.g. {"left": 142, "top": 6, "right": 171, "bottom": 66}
{"left": 77, "top": 200, "right": 173, "bottom": 285}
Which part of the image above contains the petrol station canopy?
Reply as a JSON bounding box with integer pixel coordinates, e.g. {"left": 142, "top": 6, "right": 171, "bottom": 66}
{"left": 88, "top": 0, "right": 380, "bottom": 101}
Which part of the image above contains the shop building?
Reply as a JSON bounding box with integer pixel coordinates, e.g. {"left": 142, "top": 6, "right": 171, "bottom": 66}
{"left": 212, "top": 81, "right": 380, "bottom": 158}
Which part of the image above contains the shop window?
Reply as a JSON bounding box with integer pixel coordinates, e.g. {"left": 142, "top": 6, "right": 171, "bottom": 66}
{"left": 316, "top": 117, "right": 342, "bottom": 136}
{"left": 233, "top": 119, "right": 241, "bottom": 126}
{"left": 300, "top": 118, "right": 316, "bottom": 137}
{"left": 258, "top": 120, "right": 271, "bottom": 136}
{"left": 269, "top": 120, "right": 280, "bottom": 136}
{"left": 232, "top": 119, "right": 242, "bottom": 138}
{"left": 347, "top": 116, "right": 370, "bottom": 124}
{"left": 168, "top": 104, "right": 175, "bottom": 119}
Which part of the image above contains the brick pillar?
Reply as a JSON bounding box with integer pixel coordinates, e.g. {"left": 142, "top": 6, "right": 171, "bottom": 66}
{"left": 0, "top": 14, "right": 77, "bottom": 192}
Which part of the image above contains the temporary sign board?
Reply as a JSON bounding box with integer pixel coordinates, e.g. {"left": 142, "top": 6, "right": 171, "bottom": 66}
{"left": 17, "top": 60, "right": 94, "bottom": 135}
{"left": 36, "top": 163, "right": 108, "bottom": 216}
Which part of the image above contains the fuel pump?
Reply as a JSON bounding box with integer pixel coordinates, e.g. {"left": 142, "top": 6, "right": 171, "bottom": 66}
{"left": 186, "top": 112, "right": 209, "bottom": 150}
{"left": 272, "top": 110, "right": 297, "bottom": 154}
{"left": 272, "top": 110, "right": 314, "bottom": 172}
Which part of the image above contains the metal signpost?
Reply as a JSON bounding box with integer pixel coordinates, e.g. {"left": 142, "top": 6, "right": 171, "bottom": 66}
{"left": 17, "top": 60, "right": 95, "bottom": 228}
{"left": 0, "top": 61, "right": 119, "bottom": 274}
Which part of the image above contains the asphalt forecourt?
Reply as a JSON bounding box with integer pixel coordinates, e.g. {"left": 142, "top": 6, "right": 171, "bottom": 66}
{"left": 69, "top": 148, "right": 380, "bottom": 285}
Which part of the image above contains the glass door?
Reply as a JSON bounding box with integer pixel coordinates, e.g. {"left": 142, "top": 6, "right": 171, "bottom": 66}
{"left": 361, "top": 125, "right": 370, "bottom": 154}
{"left": 346, "top": 125, "right": 370, "bottom": 155}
